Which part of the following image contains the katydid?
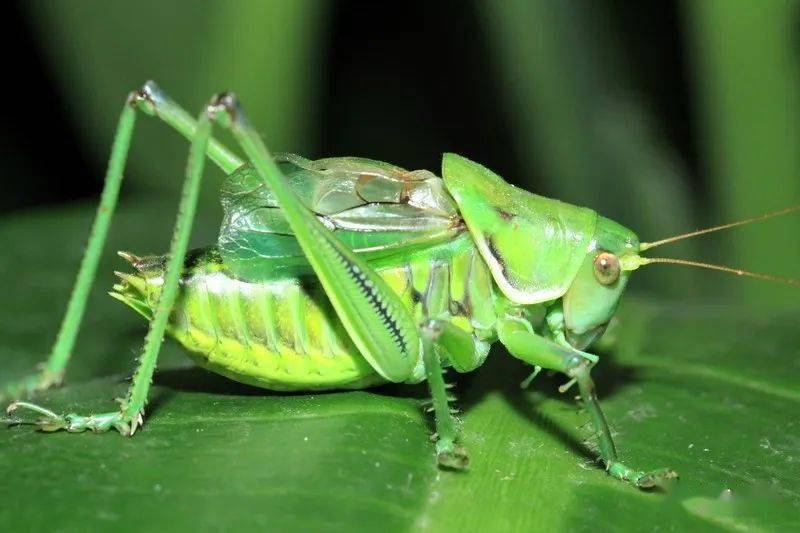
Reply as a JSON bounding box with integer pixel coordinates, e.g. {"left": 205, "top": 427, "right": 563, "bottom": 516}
{"left": 4, "top": 82, "right": 799, "bottom": 490}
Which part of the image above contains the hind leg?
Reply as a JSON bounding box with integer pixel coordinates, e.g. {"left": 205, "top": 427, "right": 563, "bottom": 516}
{"left": 7, "top": 89, "right": 219, "bottom": 434}
{"left": 1, "top": 82, "right": 241, "bottom": 403}
{"left": 197, "top": 93, "right": 480, "bottom": 468}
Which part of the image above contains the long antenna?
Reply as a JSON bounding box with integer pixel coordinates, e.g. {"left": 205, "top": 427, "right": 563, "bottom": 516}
{"left": 641, "top": 257, "right": 800, "bottom": 287}
{"left": 640, "top": 204, "right": 800, "bottom": 251}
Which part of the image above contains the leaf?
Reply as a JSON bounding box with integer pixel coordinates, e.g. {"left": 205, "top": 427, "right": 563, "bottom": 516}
{"left": 2, "top": 201, "right": 799, "bottom": 531}
{"left": 684, "top": 0, "right": 800, "bottom": 306}
{"left": 480, "top": 0, "right": 700, "bottom": 299}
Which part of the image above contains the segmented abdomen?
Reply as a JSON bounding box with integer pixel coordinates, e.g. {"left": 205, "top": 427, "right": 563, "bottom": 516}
{"left": 165, "top": 236, "right": 496, "bottom": 391}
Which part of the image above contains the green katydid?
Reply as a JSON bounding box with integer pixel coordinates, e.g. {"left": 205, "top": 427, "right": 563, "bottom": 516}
{"left": 4, "top": 82, "right": 799, "bottom": 490}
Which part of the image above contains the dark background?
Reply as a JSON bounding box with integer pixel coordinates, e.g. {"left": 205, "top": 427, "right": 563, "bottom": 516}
{"left": 1, "top": 4, "right": 799, "bottom": 530}
{"left": 4, "top": 1, "right": 695, "bottom": 211}
{"left": 2, "top": 0, "right": 799, "bottom": 304}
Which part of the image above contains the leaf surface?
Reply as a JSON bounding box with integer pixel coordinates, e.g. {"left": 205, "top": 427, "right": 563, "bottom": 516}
{"left": 1, "top": 202, "right": 799, "bottom": 532}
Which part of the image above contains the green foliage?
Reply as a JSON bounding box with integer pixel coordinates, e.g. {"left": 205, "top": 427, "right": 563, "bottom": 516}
{"left": 24, "top": 0, "right": 324, "bottom": 203}
{"left": 20, "top": 0, "right": 800, "bottom": 304}
{"left": 480, "top": 0, "right": 699, "bottom": 296}
{"left": 2, "top": 203, "right": 798, "bottom": 531}
{"left": 685, "top": 0, "right": 800, "bottom": 305}
{"left": 6, "top": 1, "right": 800, "bottom": 530}
{"left": 482, "top": 0, "right": 800, "bottom": 304}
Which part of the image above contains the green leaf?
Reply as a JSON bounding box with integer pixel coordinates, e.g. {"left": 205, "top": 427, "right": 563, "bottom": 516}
{"left": 2, "top": 202, "right": 799, "bottom": 531}
{"left": 684, "top": 0, "right": 800, "bottom": 307}
{"left": 480, "top": 0, "right": 700, "bottom": 299}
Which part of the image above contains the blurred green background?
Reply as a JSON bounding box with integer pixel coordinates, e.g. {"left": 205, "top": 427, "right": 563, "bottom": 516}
{"left": 2, "top": 2, "right": 800, "bottom": 531}
{"left": 4, "top": 0, "right": 799, "bottom": 305}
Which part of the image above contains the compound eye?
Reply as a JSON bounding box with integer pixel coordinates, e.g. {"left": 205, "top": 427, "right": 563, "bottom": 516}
{"left": 593, "top": 252, "right": 620, "bottom": 285}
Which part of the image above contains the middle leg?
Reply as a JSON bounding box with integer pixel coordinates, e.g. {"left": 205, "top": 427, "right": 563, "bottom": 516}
{"left": 201, "top": 92, "right": 476, "bottom": 469}
{"left": 421, "top": 319, "right": 472, "bottom": 469}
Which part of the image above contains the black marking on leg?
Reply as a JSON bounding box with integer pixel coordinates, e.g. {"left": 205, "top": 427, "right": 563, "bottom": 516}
{"left": 341, "top": 256, "right": 409, "bottom": 357}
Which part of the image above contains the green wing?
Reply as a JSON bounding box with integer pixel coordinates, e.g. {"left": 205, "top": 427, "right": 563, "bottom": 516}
{"left": 218, "top": 154, "right": 462, "bottom": 280}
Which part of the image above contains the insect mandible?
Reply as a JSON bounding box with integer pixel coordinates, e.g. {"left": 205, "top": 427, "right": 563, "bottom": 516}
{"left": 4, "top": 82, "right": 799, "bottom": 490}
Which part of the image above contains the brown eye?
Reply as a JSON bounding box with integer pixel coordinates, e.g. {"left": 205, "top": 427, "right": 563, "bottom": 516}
{"left": 593, "top": 252, "right": 620, "bottom": 285}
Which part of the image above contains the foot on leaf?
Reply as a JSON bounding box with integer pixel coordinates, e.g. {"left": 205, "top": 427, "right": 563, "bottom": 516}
{"left": 0, "top": 369, "right": 64, "bottom": 403}
{"left": 5, "top": 401, "right": 141, "bottom": 435}
{"left": 607, "top": 461, "right": 678, "bottom": 489}
{"left": 436, "top": 440, "right": 470, "bottom": 470}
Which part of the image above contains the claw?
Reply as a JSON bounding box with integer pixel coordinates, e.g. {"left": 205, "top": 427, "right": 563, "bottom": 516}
{"left": 117, "top": 250, "right": 142, "bottom": 266}
{"left": 558, "top": 377, "right": 577, "bottom": 394}
{"left": 7, "top": 401, "right": 60, "bottom": 419}
{"left": 607, "top": 461, "right": 678, "bottom": 490}
{"left": 5, "top": 401, "right": 132, "bottom": 434}
{"left": 436, "top": 442, "right": 470, "bottom": 470}
{"left": 635, "top": 468, "right": 679, "bottom": 489}
{"left": 520, "top": 365, "right": 542, "bottom": 389}
{"left": 113, "top": 271, "right": 147, "bottom": 293}
{"left": 207, "top": 92, "right": 241, "bottom": 127}
{"left": 6, "top": 401, "right": 68, "bottom": 431}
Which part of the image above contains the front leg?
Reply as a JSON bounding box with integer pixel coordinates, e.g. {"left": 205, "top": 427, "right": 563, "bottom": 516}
{"left": 497, "top": 317, "right": 677, "bottom": 489}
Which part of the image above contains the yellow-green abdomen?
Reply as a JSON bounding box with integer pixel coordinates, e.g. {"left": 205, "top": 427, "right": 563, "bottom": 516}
{"left": 115, "top": 236, "right": 497, "bottom": 391}
{"left": 169, "top": 270, "right": 383, "bottom": 391}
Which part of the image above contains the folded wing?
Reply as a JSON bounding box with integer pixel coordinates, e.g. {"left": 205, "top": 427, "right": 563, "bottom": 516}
{"left": 218, "top": 154, "right": 463, "bottom": 281}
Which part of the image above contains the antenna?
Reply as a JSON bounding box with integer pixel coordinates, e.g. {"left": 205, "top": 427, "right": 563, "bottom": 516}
{"left": 640, "top": 204, "right": 800, "bottom": 251}
{"left": 640, "top": 257, "right": 800, "bottom": 287}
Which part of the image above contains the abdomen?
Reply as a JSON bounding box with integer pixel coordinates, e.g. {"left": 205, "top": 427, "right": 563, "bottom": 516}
{"left": 162, "top": 236, "right": 497, "bottom": 391}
